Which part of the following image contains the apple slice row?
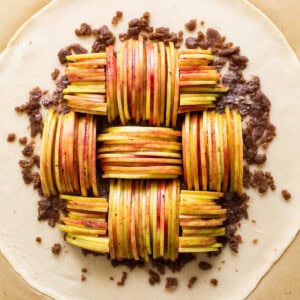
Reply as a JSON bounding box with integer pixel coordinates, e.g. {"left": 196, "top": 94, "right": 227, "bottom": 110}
{"left": 108, "top": 179, "right": 179, "bottom": 261}
{"left": 179, "top": 190, "right": 226, "bottom": 253}
{"left": 58, "top": 194, "right": 109, "bottom": 253}
{"left": 182, "top": 109, "right": 243, "bottom": 194}
{"left": 97, "top": 126, "right": 182, "bottom": 179}
{"left": 108, "top": 38, "right": 179, "bottom": 127}
{"left": 40, "top": 110, "right": 99, "bottom": 197}
{"left": 178, "top": 49, "right": 228, "bottom": 113}
{"left": 63, "top": 52, "right": 107, "bottom": 115}
{"left": 40, "top": 108, "right": 58, "bottom": 196}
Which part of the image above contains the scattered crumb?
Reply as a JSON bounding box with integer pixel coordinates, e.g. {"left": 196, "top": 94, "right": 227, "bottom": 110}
{"left": 221, "top": 260, "right": 225, "bottom": 264}
{"left": 210, "top": 278, "right": 218, "bottom": 286}
{"left": 19, "top": 136, "right": 28, "bottom": 145}
{"left": 281, "top": 189, "right": 291, "bottom": 201}
{"left": 251, "top": 219, "right": 256, "bottom": 224}
{"left": 165, "top": 277, "right": 178, "bottom": 289}
{"left": 148, "top": 269, "right": 160, "bottom": 285}
{"left": 75, "top": 23, "right": 92, "bottom": 36}
{"left": 235, "top": 269, "right": 238, "bottom": 272}
{"left": 82, "top": 267, "right": 87, "bottom": 273}
{"left": 199, "top": 261, "right": 212, "bottom": 271}
{"left": 81, "top": 274, "right": 87, "bottom": 282}
{"left": 112, "top": 11, "right": 123, "bottom": 25}
{"left": 35, "top": 237, "right": 42, "bottom": 243}
{"left": 218, "top": 267, "right": 221, "bottom": 271}
{"left": 51, "top": 243, "right": 61, "bottom": 255}
{"left": 22, "top": 143, "right": 34, "bottom": 157}
{"left": 200, "top": 20, "right": 205, "bottom": 26}
{"left": 187, "top": 276, "right": 197, "bottom": 289}
{"left": 51, "top": 68, "right": 60, "bottom": 81}
{"left": 7, "top": 133, "right": 16, "bottom": 142}
{"left": 117, "top": 272, "right": 128, "bottom": 286}
{"left": 252, "top": 239, "right": 258, "bottom": 245}
{"left": 109, "top": 276, "right": 114, "bottom": 281}
{"left": 185, "top": 19, "right": 197, "bottom": 31}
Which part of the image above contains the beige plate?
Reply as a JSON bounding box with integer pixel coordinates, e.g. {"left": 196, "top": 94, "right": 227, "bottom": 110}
{"left": 0, "top": 0, "right": 300, "bottom": 299}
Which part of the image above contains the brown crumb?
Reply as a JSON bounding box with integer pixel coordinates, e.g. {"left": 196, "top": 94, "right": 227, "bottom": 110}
{"left": 185, "top": 19, "right": 197, "bottom": 31}
{"left": 200, "top": 20, "right": 205, "bottom": 26}
{"left": 82, "top": 267, "right": 87, "bottom": 273}
{"left": 51, "top": 68, "right": 60, "bottom": 81}
{"left": 252, "top": 239, "right": 258, "bottom": 244}
{"left": 281, "top": 189, "right": 291, "bottom": 201}
{"left": 7, "top": 133, "right": 16, "bottom": 142}
{"left": 210, "top": 278, "right": 218, "bottom": 286}
{"left": 199, "top": 261, "right": 212, "bottom": 271}
{"left": 117, "top": 272, "right": 128, "bottom": 286}
{"left": 187, "top": 276, "right": 197, "bottom": 288}
{"left": 35, "top": 237, "right": 42, "bottom": 243}
{"left": 81, "top": 274, "right": 87, "bottom": 281}
{"left": 51, "top": 243, "right": 61, "bottom": 255}
{"left": 22, "top": 143, "right": 34, "bottom": 157}
{"left": 75, "top": 23, "right": 92, "bottom": 36}
{"left": 19, "top": 136, "right": 28, "bottom": 145}
{"left": 112, "top": 11, "right": 123, "bottom": 25}
{"left": 251, "top": 219, "right": 256, "bottom": 224}
{"left": 148, "top": 269, "right": 160, "bottom": 285}
{"left": 165, "top": 277, "right": 178, "bottom": 289}
{"left": 109, "top": 276, "right": 114, "bottom": 281}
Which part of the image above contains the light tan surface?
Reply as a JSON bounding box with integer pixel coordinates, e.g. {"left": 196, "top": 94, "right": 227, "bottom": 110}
{"left": 0, "top": 1, "right": 299, "bottom": 299}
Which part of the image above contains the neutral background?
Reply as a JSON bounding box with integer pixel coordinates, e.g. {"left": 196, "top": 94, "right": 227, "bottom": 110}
{"left": 0, "top": 1, "right": 299, "bottom": 299}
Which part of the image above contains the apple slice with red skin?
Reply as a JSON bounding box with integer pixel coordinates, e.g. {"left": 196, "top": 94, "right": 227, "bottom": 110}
{"left": 127, "top": 39, "right": 133, "bottom": 120}
{"left": 130, "top": 180, "right": 139, "bottom": 260}
{"left": 108, "top": 180, "right": 116, "bottom": 259}
{"left": 210, "top": 111, "right": 218, "bottom": 191}
{"left": 133, "top": 39, "right": 140, "bottom": 123}
{"left": 152, "top": 43, "right": 159, "bottom": 126}
{"left": 217, "top": 113, "right": 224, "bottom": 192}
{"left": 105, "top": 45, "right": 112, "bottom": 123}
{"left": 159, "top": 180, "right": 166, "bottom": 258}
{"left": 131, "top": 39, "right": 138, "bottom": 122}
{"left": 90, "top": 118, "right": 99, "bottom": 196}
{"left": 151, "top": 181, "right": 158, "bottom": 259}
{"left": 198, "top": 113, "right": 207, "bottom": 190}
{"left": 184, "top": 113, "right": 193, "bottom": 189}
{"left": 122, "top": 180, "right": 131, "bottom": 259}
{"left": 172, "top": 48, "right": 180, "bottom": 128}
{"left": 72, "top": 113, "right": 80, "bottom": 193}
{"left": 123, "top": 41, "right": 130, "bottom": 121}
{"left": 116, "top": 47, "right": 125, "bottom": 125}
{"left": 78, "top": 116, "right": 88, "bottom": 196}
{"left": 222, "top": 113, "right": 229, "bottom": 192}
{"left": 145, "top": 44, "right": 152, "bottom": 121}
{"left": 133, "top": 180, "right": 140, "bottom": 259}
{"left": 190, "top": 113, "right": 199, "bottom": 190}
{"left": 163, "top": 180, "right": 169, "bottom": 260}
{"left": 137, "top": 180, "right": 145, "bottom": 259}
{"left": 158, "top": 42, "right": 166, "bottom": 125}
{"left": 165, "top": 45, "right": 172, "bottom": 127}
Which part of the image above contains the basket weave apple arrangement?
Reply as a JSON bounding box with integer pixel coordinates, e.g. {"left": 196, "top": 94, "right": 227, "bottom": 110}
{"left": 40, "top": 36, "right": 243, "bottom": 262}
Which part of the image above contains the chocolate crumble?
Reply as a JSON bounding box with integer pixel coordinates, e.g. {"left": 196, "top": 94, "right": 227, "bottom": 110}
{"left": 51, "top": 68, "right": 60, "bottom": 81}
{"left": 51, "top": 243, "right": 61, "bottom": 255}
{"left": 117, "top": 272, "right": 128, "bottom": 286}
{"left": 282, "top": 189, "right": 291, "bottom": 200}
{"left": 165, "top": 277, "right": 178, "bottom": 289}
{"left": 148, "top": 269, "right": 160, "bottom": 285}
{"left": 187, "top": 276, "right": 197, "bottom": 288}
{"left": 7, "top": 133, "right": 16, "bottom": 142}
{"left": 19, "top": 136, "right": 28, "bottom": 145}
{"left": 185, "top": 19, "right": 197, "bottom": 31}
{"left": 210, "top": 278, "right": 218, "bottom": 286}
{"left": 75, "top": 23, "right": 92, "bottom": 36}
{"left": 199, "top": 261, "right": 212, "bottom": 271}
{"left": 35, "top": 237, "right": 42, "bottom": 243}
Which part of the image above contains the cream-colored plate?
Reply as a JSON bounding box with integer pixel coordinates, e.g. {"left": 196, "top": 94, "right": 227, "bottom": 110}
{"left": 0, "top": 0, "right": 300, "bottom": 299}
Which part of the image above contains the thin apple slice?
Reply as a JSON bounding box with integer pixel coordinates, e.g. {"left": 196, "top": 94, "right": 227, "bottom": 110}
{"left": 159, "top": 180, "right": 165, "bottom": 258}
{"left": 210, "top": 111, "right": 218, "bottom": 191}
{"left": 152, "top": 43, "right": 159, "bottom": 126}
{"left": 190, "top": 113, "right": 199, "bottom": 190}
{"left": 130, "top": 180, "right": 139, "bottom": 260}
{"left": 171, "top": 179, "right": 179, "bottom": 261}
{"left": 116, "top": 47, "right": 125, "bottom": 125}
{"left": 137, "top": 180, "right": 145, "bottom": 259}
{"left": 172, "top": 47, "right": 180, "bottom": 128}
{"left": 127, "top": 39, "right": 133, "bottom": 120}
{"left": 108, "top": 180, "right": 116, "bottom": 259}
{"left": 158, "top": 42, "right": 166, "bottom": 125}
{"left": 184, "top": 113, "right": 192, "bottom": 189}
{"left": 145, "top": 44, "right": 152, "bottom": 121}
{"left": 66, "top": 234, "right": 109, "bottom": 254}
{"left": 165, "top": 45, "right": 172, "bottom": 127}
{"left": 78, "top": 115, "right": 88, "bottom": 196}
{"left": 122, "top": 180, "right": 131, "bottom": 259}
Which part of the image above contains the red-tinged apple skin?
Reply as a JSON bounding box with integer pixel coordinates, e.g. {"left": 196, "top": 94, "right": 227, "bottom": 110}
{"left": 156, "top": 181, "right": 161, "bottom": 257}
{"left": 191, "top": 113, "right": 199, "bottom": 190}
{"left": 222, "top": 113, "right": 229, "bottom": 192}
